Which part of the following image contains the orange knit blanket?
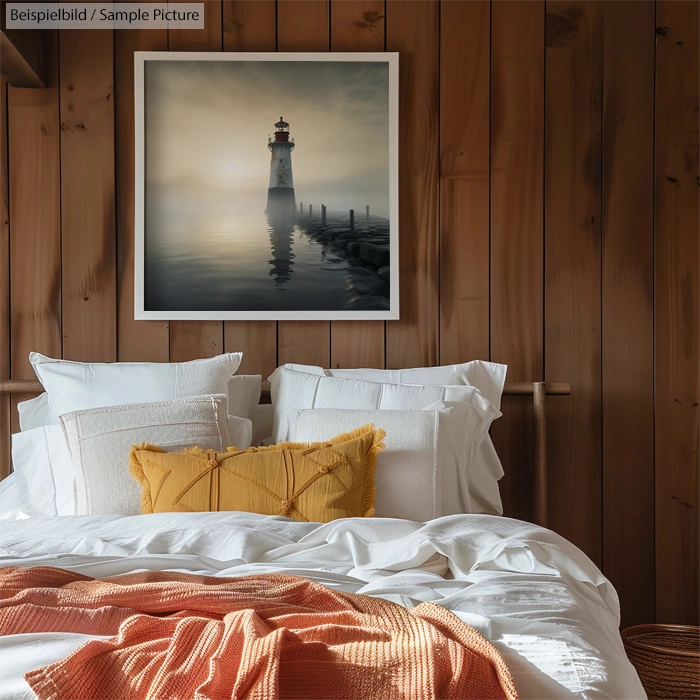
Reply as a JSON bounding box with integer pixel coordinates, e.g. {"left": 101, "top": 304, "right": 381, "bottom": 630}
{"left": 0, "top": 566, "right": 518, "bottom": 700}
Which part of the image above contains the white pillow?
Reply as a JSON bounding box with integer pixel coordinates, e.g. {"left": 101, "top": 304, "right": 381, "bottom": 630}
{"left": 227, "top": 375, "right": 262, "bottom": 420}
{"left": 269, "top": 368, "right": 500, "bottom": 514}
{"left": 19, "top": 370, "right": 257, "bottom": 440}
{"left": 289, "top": 407, "right": 477, "bottom": 521}
{"left": 61, "top": 395, "right": 231, "bottom": 516}
{"left": 269, "top": 363, "right": 506, "bottom": 515}
{"left": 274, "top": 360, "right": 507, "bottom": 408}
{"left": 11, "top": 425, "right": 75, "bottom": 517}
{"left": 269, "top": 367, "right": 497, "bottom": 442}
{"left": 17, "top": 393, "right": 49, "bottom": 432}
{"left": 0, "top": 473, "right": 24, "bottom": 520}
{"left": 29, "top": 352, "right": 242, "bottom": 426}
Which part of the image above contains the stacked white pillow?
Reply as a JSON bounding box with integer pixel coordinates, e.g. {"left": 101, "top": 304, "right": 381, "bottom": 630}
{"left": 290, "top": 406, "right": 479, "bottom": 521}
{"left": 62, "top": 395, "right": 231, "bottom": 516}
{"left": 12, "top": 352, "right": 245, "bottom": 516}
{"left": 269, "top": 360, "right": 507, "bottom": 515}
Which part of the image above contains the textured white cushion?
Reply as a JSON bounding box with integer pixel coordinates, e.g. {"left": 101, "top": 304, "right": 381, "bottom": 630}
{"left": 20, "top": 376, "right": 258, "bottom": 433}
{"left": 288, "top": 408, "right": 460, "bottom": 521}
{"left": 61, "top": 395, "right": 231, "bottom": 516}
{"left": 269, "top": 363, "right": 506, "bottom": 515}
{"left": 30, "top": 352, "right": 242, "bottom": 426}
{"left": 11, "top": 425, "right": 74, "bottom": 517}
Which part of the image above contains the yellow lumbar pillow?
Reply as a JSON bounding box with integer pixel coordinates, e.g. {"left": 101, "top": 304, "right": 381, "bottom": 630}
{"left": 129, "top": 424, "right": 385, "bottom": 523}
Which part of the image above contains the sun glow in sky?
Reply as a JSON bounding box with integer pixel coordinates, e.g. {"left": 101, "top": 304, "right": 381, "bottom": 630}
{"left": 145, "top": 60, "right": 391, "bottom": 216}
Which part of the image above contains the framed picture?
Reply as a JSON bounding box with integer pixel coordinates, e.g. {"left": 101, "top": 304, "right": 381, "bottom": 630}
{"left": 134, "top": 52, "right": 399, "bottom": 321}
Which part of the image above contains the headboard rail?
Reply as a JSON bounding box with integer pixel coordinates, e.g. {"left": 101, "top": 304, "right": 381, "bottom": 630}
{"left": 0, "top": 379, "right": 571, "bottom": 527}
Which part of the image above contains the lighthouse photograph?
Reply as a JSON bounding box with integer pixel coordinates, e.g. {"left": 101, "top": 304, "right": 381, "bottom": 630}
{"left": 135, "top": 53, "right": 398, "bottom": 320}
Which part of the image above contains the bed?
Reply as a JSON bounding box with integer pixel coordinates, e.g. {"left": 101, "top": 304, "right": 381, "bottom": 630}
{"left": 0, "top": 358, "right": 646, "bottom": 700}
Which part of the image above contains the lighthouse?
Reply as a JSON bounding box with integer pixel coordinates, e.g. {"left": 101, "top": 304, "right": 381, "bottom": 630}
{"left": 266, "top": 117, "right": 296, "bottom": 219}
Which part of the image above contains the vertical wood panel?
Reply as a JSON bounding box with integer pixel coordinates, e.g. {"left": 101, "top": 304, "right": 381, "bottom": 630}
{"left": 222, "top": 0, "right": 278, "bottom": 378}
{"left": 0, "top": 78, "right": 9, "bottom": 477}
{"left": 602, "top": 0, "right": 655, "bottom": 629}
{"left": 168, "top": 0, "right": 224, "bottom": 362}
{"left": 655, "top": 0, "right": 699, "bottom": 626}
{"left": 329, "top": 0, "right": 386, "bottom": 370}
{"left": 60, "top": 30, "right": 116, "bottom": 361}
{"left": 8, "top": 33, "right": 61, "bottom": 431}
{"left": 277, "top": 0, "right": 329, "bottom": 52}
{"left": 544, "top": 2, "right": 603, "bottom": 565}
{"left": 276, "top": 0, "right": 331, "bottom": 368}
{"left": 115, "top": 27, "right": 169, "bottom": 362}
{"left": 490, "top": 0, "right": 545, "bottom": 521}
{"left": 385, "top": 0, "right": 439, "bottom": 369}
{"left": 439, "top": 0, "right": 490, "bottom": 364}
{"left": 545, "top": 0, "right": 602, "bottom": 564}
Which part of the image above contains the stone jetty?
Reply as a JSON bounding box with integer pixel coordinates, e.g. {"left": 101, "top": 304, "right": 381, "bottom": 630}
{"left": 301, "top": 217, "right": 391, "bottom": 310}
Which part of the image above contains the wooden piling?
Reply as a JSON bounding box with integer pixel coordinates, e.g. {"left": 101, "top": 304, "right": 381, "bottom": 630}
{"left": 350, "top": 209, "right": 355, "bottom": 232}
{"left": 309, "top": 204, "right": 312, "bottom": 218}
{"left": 366, "top": 205, "right": 370, "bottom": 221}
{"left": 300, "top": 202, "right": 303, "bottom": 215}
{"left": 321, "top": 204, "right": 326, "bottom": 226}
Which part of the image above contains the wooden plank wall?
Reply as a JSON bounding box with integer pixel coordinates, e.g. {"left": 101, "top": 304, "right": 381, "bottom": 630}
{"left": 1, "top": 0, "right": 698, "bottom": 629}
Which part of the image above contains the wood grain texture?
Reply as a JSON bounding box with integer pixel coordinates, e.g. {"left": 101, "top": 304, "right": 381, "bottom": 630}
{"left": 277, "top": 0, "right": 329, "bottom": 52}
{"left": 544, "top": 2, "right": 602, "bottom": 565}
{"left": 115, "top": 27, "right": 169, "bottom": 362}
{"left": 8, "top": 32, "right": 60, "bottom": 434}
{"left": 654, "top": 0, "right": 699, "bottom": 626}
{"left": 9, "top": 34, "right": 61, "bottom": 372}
{"left": 602, "top": 0, "right": 655, "bottom": 629}
{"left": 439, "top": 0, "right": 490, "bottom": 364}
{"left": 167, "top": 0, "right": 224, "bottom": 363}
{"left": 224, "top": 0, "right": 276, "bottom": 51}
{"left": 168, "top": 0, "right": 223, "bottom": 51}
{"left": 60, "top": 29, "right": 116, "bottom": 362}
{"left": 385, "top": 0, "right": 439, "bottom": 369}
{"left": 276, "top": 0, "right": 331, "bottom": 368}
{"left": 329, "top": 0, "right": 386, "bottom": 370}
{"left": 0, "top": 77, "right": 9, "bottom": 477}
{"left": 222, "top": 0, "right": 278, "bottom": 378}
{"left": 490, "top": 0, "right": 545, "bottom": 522}
{"left": 0, "top": 28, "right": 46, "bottom": 88}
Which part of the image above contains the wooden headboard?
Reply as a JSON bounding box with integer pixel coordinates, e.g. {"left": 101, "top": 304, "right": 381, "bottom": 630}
{"left": 0, "top": 379, "right": 570, "bottom": 527}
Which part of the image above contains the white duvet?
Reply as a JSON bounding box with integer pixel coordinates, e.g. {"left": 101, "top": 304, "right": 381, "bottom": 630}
{"left": 0, "top": 511, "right": 645, "bottom": 700}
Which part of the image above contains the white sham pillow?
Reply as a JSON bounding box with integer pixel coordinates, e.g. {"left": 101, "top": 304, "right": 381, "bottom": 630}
{"left": 11, "top": 424, "right": 75, "bottom": 517}
{"left": 61, "top": 395, "right": 231, "bottom": 516}
{"left": 269, "top": 363, "right": 506, "bottom": 515}
{"left": 269, "top": 368, "right": 501, "bottom": 515}
{"left": 273, "top": 360, "right": 507, "bottom": 409}
{"left": 19, "top": 371, "right": 258, "bottom": 437}
{"left": 269, "top": 367, "right": 498, "bottom": 443}
{"left": 227, "top": 375, "right": 262, "bottom": 421}
{"left": 17, "top": 392, "right": 50, "bottom": 432}
{"left": 29, "top": 352, "right": 242, "bottom": 426}
{"left": 289, "top": 407, "right": 478, "bottom": 521}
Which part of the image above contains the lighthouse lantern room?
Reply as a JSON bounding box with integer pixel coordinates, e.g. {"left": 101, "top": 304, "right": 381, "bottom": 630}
{"left": 266, "top": 117, "right": 296, "bottom": 218}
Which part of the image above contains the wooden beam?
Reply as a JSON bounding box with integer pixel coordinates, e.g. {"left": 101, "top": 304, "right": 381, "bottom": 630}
{"left": 0, "top": 28, "right": 45, "bottom": 88}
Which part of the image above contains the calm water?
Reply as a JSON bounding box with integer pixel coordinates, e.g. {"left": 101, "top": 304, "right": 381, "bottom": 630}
{"left": 145, "top": 193, "right": 356, "bottom": 312}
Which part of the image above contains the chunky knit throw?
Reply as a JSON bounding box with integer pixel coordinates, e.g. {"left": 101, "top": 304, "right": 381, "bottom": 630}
{"left": 0, "top": 566, "right": 518, "bottom": 700}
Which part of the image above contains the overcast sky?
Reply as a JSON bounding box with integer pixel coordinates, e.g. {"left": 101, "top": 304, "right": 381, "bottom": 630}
{"left": 145, "top": 59, "right": 390, "bottom": 216}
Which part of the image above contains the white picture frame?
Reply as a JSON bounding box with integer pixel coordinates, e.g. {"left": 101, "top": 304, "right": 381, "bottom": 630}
{"left": 134, "top": 51, "right": 399, "bottom": 321}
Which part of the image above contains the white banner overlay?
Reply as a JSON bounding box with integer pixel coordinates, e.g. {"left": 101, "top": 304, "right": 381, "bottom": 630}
{"left": 6, "top": 3, "right": 204, "bottom": 29}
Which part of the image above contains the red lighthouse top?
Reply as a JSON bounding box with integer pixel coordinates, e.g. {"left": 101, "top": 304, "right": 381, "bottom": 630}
{"left": 273, "top": 117, "right": 290, "bottom": 142}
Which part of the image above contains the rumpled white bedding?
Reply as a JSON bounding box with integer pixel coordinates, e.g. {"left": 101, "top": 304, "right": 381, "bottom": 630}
{"left": 0, "top": 512, "right": 645, "bottom": 700}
